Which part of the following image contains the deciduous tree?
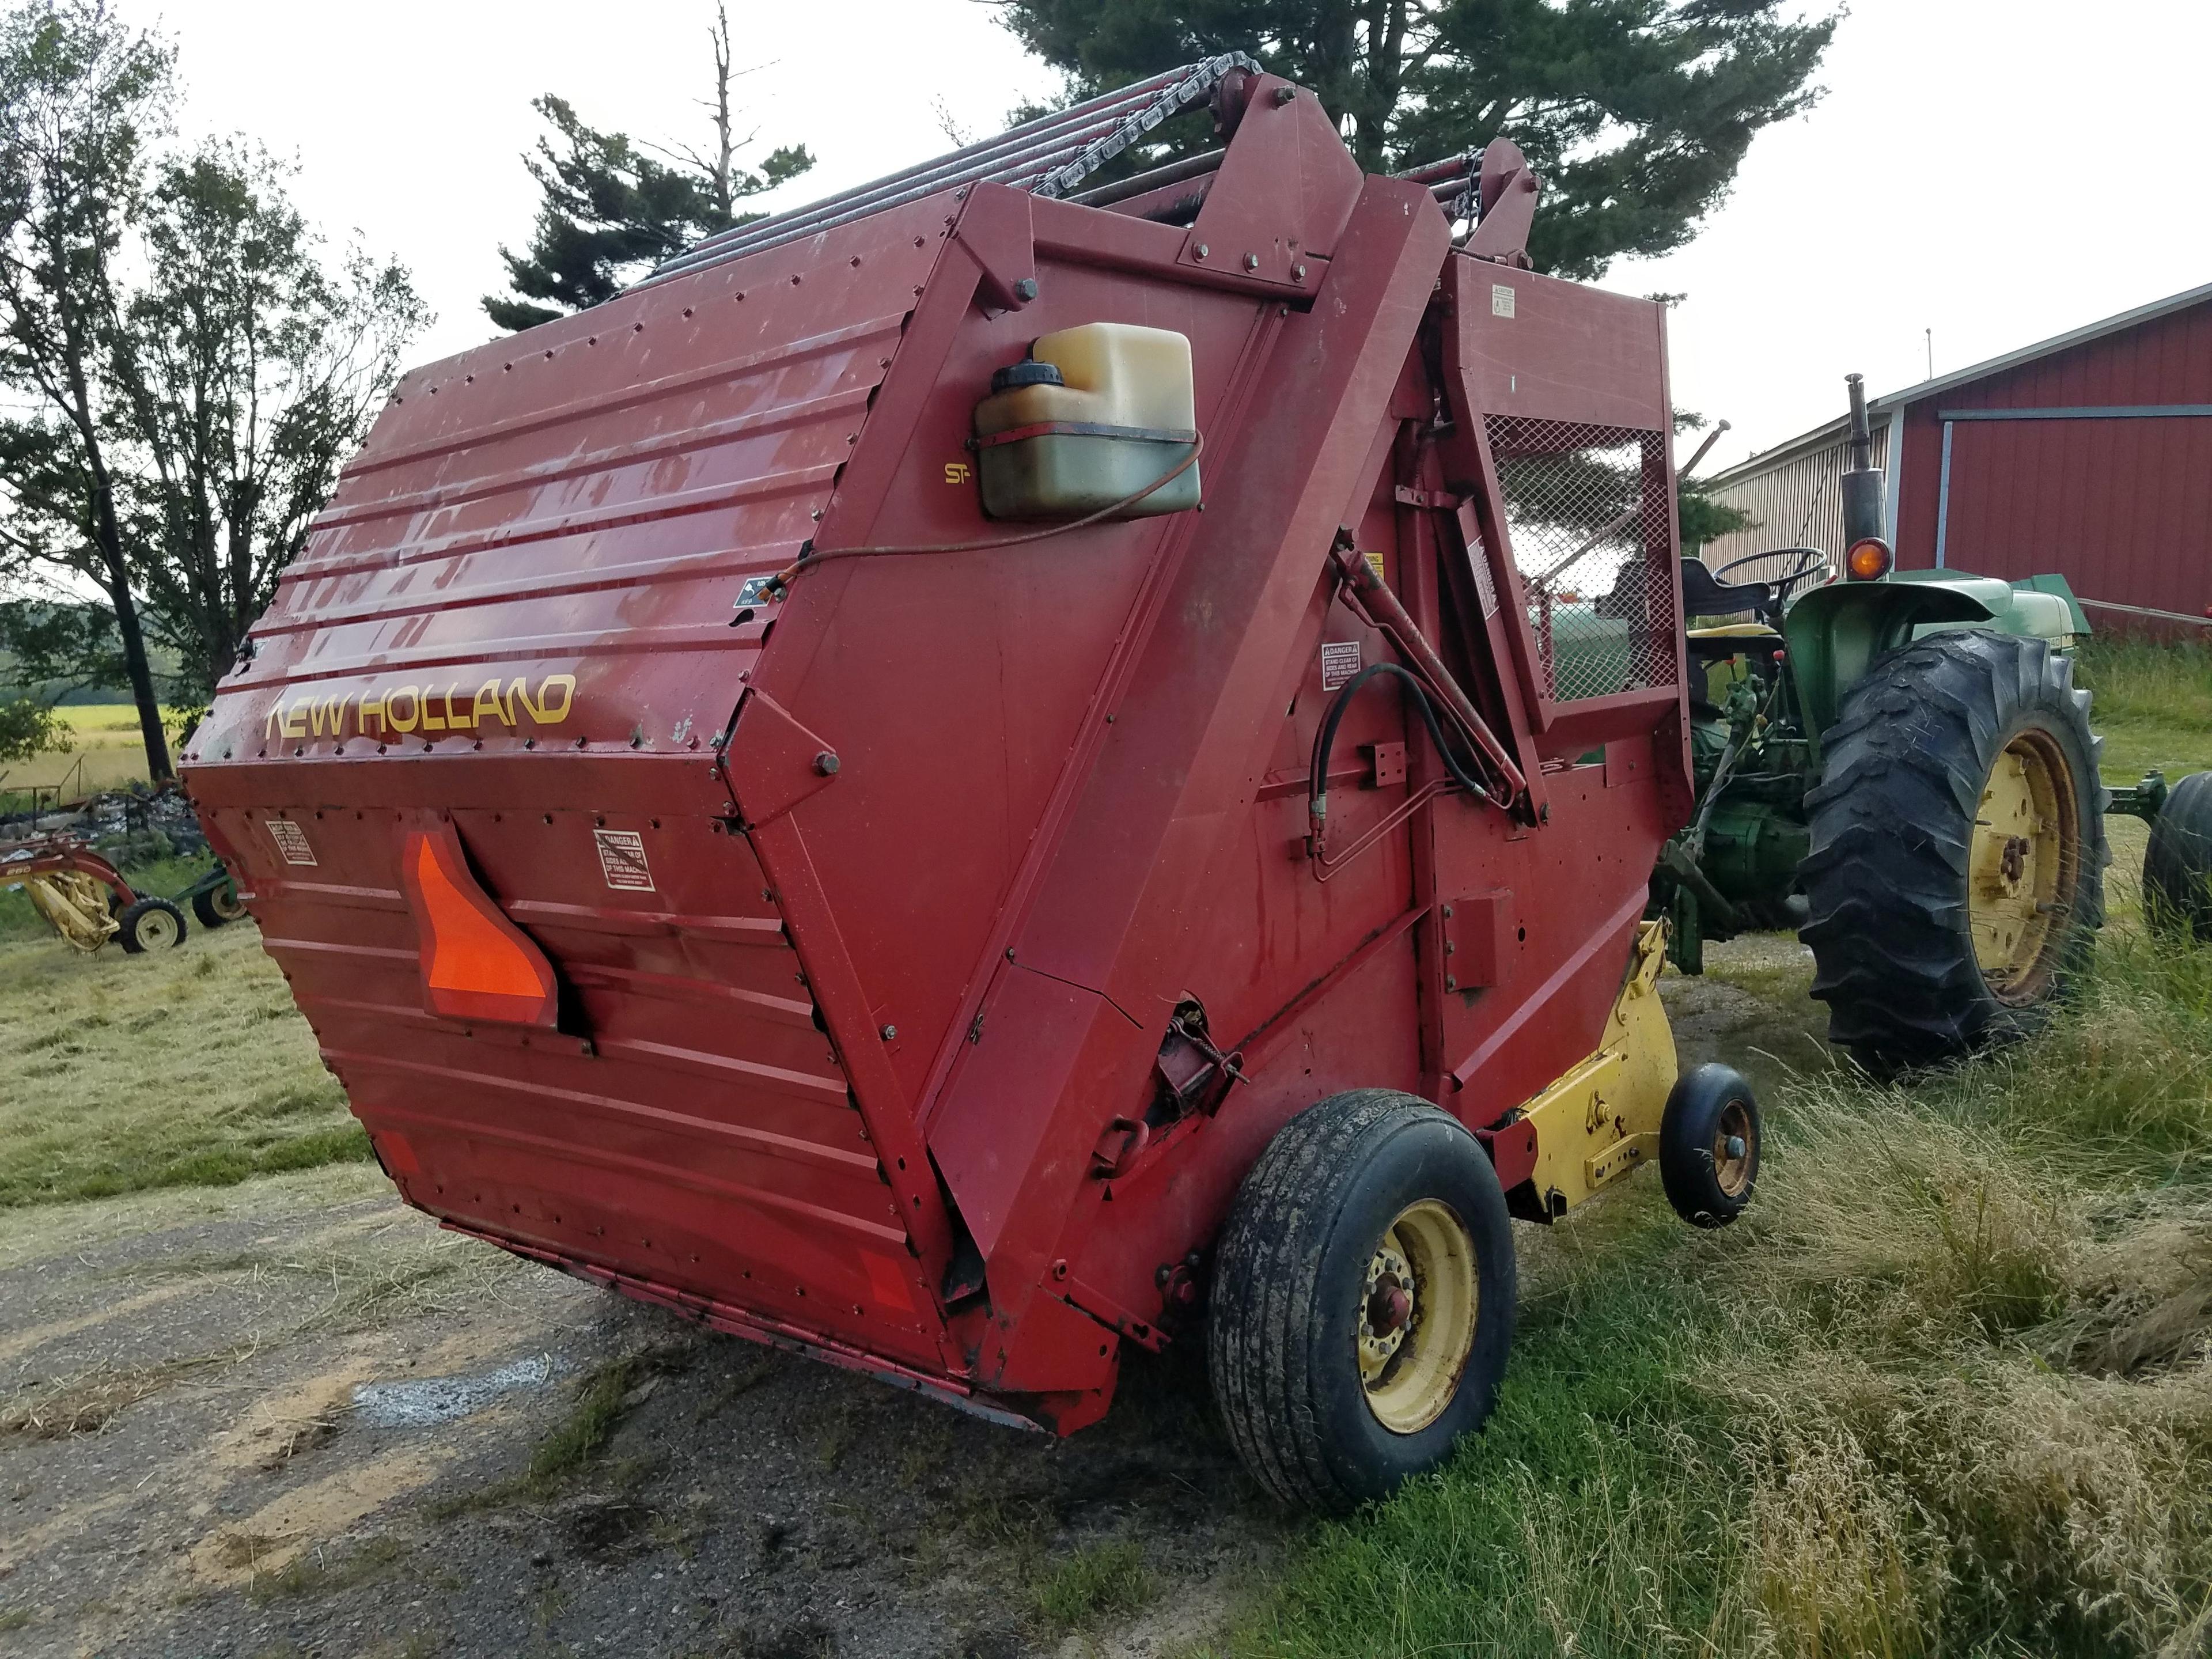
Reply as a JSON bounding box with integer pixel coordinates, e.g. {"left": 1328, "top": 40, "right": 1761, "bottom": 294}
{"left": 0, "top": 0, "right": 175, "bottom": 777}
{"left": 0, "top": 1, "right": 425, "bottom": 783}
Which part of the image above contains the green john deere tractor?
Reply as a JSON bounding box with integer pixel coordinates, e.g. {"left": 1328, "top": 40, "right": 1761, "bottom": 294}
{"left": 1656, "top": 378, "right": 2212, "bottom": 1073}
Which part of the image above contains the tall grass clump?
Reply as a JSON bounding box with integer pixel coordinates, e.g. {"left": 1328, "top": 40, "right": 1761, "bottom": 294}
{"left": 2074, "top": 634, "right": 2212, "bottom": 730}
{"left": 1219, "top": 923, "right": 2212, "bottom": 1659}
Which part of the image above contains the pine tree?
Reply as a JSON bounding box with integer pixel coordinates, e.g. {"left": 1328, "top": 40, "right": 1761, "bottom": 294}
{"left": 993, "top": 0, "right": 1835, "bottom": 280}
{"left": 484, "top": 4, "right": 813, "bottom": 331}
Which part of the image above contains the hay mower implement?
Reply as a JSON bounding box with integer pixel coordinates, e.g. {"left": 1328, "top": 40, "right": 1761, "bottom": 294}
{"left": 5, "top": 840, "right": 244, "bottom": 956}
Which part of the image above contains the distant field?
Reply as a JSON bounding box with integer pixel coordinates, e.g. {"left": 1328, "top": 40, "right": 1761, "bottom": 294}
{"left": 0, "top": 703, "right": 172, "bottom": 799}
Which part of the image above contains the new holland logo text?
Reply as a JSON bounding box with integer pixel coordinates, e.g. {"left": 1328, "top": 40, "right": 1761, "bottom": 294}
{"left": 263, "top": 675, "right": 576, "bottom": 741}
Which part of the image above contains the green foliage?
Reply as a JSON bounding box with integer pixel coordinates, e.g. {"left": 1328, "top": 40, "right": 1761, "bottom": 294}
{"left": 0, "top": 690, "right": 62, "bottom": 759}
{"left": 0, "top": 596, "right": 124, "bottom": 699}
{"left": 111, "top": 138, "right": 426, "bottom": 699}
{"left": 1033, "top": 1539, "right": 1155, "bottom": 1634}
{"left": 0, "top": 2, "right": 424, "bottom": 736}
{"left": 1679, "top": 485, "right": 1753, "bottom": 554}
{"left": 993, "top": 0, "right": 1837, "bottom": 278}
{"left": 0, "top": 0, "right": 179, "bottom": 777}
{"left": 486, "top": 5, "right": 814, "bottom": 330}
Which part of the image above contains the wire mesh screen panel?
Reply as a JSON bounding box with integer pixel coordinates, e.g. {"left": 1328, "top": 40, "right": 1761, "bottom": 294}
{"left": 1485, "top": 415, "right": 1679, "bottom": 703}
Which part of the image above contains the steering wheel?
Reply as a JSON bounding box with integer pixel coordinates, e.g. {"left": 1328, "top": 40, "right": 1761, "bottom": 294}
{"left": 1715, "top": 546, "right": 1830, "bottom": 609}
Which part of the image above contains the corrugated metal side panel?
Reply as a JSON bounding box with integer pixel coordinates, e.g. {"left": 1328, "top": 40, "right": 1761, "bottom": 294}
{"left": 1695, "top": 422, "right": 1888, "bottom": 584}
{"left": 184, "top": 195, "right": 964, "bottom": 1371}
{"left": 209, "top": 198, "right": 951, "bottom": 758}
{"left": 1892, "top": 296, "right": 2212, "bottom": 620}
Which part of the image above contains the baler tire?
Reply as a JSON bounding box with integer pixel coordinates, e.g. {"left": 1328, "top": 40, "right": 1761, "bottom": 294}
{"left": 2143, "top": 771, "right": 2212, "bottom": 940}
{"left": 1206, "top": 1089, "right": 1514, "bottom": 1513}
{"left": 1798, "top": 629, "right": 2106, "bottom": 1075}
{"left": 1658, "top": 1063, "right": 1761, "bottom": 1229}
{"left": 116, "top": 896, "right": 188, "bottom": 955}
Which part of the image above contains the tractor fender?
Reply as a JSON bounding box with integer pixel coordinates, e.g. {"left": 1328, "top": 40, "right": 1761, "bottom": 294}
{"left": 1783, "top": 576, "right": 2010, "bottom": 741}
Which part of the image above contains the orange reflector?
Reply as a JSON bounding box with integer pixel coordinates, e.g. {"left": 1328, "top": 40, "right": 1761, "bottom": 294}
{"left": 1845, "top": 537, "right": 1893, "bottom": 581}
{"left": 397, "top": 826, "right": 559, "bottom": 1028}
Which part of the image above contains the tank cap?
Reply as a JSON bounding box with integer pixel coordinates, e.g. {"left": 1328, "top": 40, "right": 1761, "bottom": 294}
{"left": 991, "top": 359, "right": 1065, "bottom": 392}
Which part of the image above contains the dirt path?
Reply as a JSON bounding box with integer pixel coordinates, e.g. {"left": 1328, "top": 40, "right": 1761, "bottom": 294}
{"left": 0, "top": 939, "right": 1818, "bottom": 1658}
{"left": 0, "top": 1166, "right": 1283, "bottom": 1658}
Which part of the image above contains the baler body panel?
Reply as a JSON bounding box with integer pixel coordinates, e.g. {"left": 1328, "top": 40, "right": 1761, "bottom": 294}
{"left": 186, "top": 73, "right": 1694, "bottom": 1427}
{"left": 186, "top": 198, "right": 965, "bottom": 1373}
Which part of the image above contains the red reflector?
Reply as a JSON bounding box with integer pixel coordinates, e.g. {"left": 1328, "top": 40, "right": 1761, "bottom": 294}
{"left": 398, "top": 826, "right": 558, "bottom": 1028}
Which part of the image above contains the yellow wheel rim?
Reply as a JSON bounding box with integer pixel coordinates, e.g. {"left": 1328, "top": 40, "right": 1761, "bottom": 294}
{"left": 1356, "top": 1199, "right": 1478, "bottom": 1435}
{"left": 1713, "top": 1099, "right": 1755, "bottom": 1198}
{"left": 1968, "top": 731, "right": 2079, "bottom": 1003}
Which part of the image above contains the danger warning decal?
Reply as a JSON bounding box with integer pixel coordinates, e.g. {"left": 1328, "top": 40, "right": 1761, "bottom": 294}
{"left": 593, "top": 828, "right": 655, "bottom": 892}
{"left": 266, "top": 818, "right": 317, "bottom": 866}
{"left": 1320, "top": 641, "right": 1362, "bottom": 692}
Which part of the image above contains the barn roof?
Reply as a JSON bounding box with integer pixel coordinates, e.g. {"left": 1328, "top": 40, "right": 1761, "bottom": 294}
{"left": 1709, "top": 277, "right": 2212, "bottom": 488}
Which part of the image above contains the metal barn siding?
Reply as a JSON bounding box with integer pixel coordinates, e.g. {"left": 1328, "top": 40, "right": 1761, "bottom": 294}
{"left": 1891, "top": 293, "right": 2212, "bottom": 626}
{"left": 1697, "top": 419, "right": 1892, "bottom": 581}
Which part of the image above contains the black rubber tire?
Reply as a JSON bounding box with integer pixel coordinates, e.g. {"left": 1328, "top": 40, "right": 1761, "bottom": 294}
{"left": 2143, "top": 771, "right": 2212, "bottom": 940}
{"left": 191, "top": 881, "right": 245, "bottom": 929}
{"left": 1207, "top": 1089, "right": 1516, "bottom": 1513}
{"left": 1658, "top": 1063, "right": 1761, "bottom": 1229}
{"left": 116, "top": 895, "right": 188, "bottom": 954}
{"left": 1799, "top": 630, "right": 2107, "bottom": 1074}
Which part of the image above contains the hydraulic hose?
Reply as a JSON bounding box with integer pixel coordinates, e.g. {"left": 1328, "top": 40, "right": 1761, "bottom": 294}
{"left": 1308, "top": 662, "right": 1490, "bottom": 832}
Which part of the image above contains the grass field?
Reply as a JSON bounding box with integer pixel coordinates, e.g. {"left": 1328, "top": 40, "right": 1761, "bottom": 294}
{"left": 0, "top": 921, "right": 368, "bottom": 1206}
{"left": 1, "top": 641, "right": 2207, "bottom": 1654}
{"left": 1211, "top": 638, "right": 2212, "bottom": 1659}
{"left": 0, "top": 703, "right": 172, "bottom": 804}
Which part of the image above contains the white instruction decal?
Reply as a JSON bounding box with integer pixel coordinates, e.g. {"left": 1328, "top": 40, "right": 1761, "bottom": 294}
{"left": 266, "top": 818, "right": 316, "bottom": 866}
{"left": 1473, "top": 550, "right": 1500, "bottom": 618}
{"left": 1320, "top": 641, "right": 1362, "bottom": 692}
{"left": 593, "top": 828, "right": 655, "bottom": 893}
{"left": 1491, "top": 283, "right": 1516, "bottom": 319}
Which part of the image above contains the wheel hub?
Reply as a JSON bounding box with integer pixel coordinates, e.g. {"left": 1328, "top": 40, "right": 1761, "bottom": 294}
{"left": 1356, "top": 1200, "right": 1478, "bottom": 1436}
{"left": 1968, "top": 732, "right": 2080, "bottom": 1002}
{"left": 1712, "top": 1101, "right": 1755, "bottom": 1198}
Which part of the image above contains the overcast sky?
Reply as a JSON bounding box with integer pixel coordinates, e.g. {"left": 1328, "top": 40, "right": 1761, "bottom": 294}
{"left": 134, "top": 0, "right": 2210, "bottom": 471}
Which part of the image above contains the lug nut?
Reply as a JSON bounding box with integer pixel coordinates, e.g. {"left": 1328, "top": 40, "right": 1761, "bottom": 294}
{"left": 815, "top": 751, "right": 840, "bottom": 775}
{"left": 880, "top": 1024, "right": 897, "bottom": 1041}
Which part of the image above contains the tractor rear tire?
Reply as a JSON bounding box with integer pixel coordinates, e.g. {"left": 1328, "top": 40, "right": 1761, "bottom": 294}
{"left": 1799, "top": 630, "right": 2107, "bottom": 1074}
{"left": 1207, "top": 1090, "right": 1515, "bottom": 1513}
{"left": 116, "top": 895, "right": 188, "bottom": 954}
{"left": 2143, "top": 770, "right": 2212, "bottom": 939}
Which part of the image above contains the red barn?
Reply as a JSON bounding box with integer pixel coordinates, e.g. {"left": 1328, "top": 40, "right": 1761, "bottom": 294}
{"left": 1702, "top": 281, "right": 2212, "bottom": 633}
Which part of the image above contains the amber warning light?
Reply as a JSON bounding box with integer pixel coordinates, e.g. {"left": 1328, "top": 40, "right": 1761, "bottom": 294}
{"left": 398, "top": 825, "right": 559, "bottom": 1028}
{"left": 1845, "top": 537, "right": 1894, "bottom": 582}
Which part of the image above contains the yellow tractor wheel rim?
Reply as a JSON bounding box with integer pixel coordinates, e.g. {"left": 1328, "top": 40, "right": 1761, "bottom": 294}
{"left": 1356, "top": 1199, "right": 1478, "bottom": 1435}
{"left": 1968, "top": 731, "right": 2079, "bottom": 1002}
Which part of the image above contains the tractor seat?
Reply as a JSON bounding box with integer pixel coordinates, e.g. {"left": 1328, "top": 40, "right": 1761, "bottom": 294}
{"left": 1680, "top": 557, "right": 1777, "bottom": 622}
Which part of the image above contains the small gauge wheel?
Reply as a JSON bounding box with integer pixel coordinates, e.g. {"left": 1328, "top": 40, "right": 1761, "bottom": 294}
{"left": 116, "top": 896, "right": 188, "bottom": 954}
